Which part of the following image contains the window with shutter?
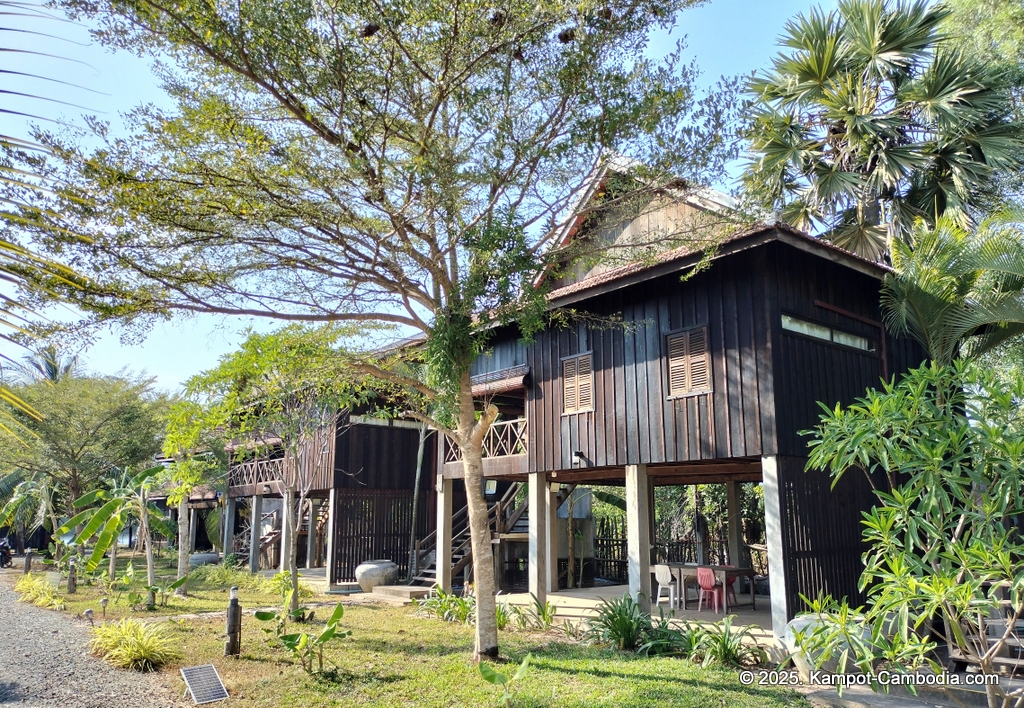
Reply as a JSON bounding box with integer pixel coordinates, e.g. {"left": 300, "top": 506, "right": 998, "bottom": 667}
{"left": 562, "top": 353, "right": 593, "bottom": 413}
{"left": 667, "top": 327, "right": 711, "bottom": 397}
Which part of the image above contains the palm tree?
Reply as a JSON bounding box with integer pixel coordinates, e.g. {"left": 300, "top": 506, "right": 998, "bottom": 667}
{"left": 881, "top": 212, "right": 1024, "bottom": 366}
{"left": 743, "top": 0, "right": 1024, "bottom": 261}
{"left": 15, "top": 344, "right": 79, "bottom": 383}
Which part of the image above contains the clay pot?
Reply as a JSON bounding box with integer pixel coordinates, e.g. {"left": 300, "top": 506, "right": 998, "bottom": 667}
{"left": 188, "top": 552, "right": 221, "bottom": 568}
{"left": 354, "top": 559, "right": 399, "bottom": 592}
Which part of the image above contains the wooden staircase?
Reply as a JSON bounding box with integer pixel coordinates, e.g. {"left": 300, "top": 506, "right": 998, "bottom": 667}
{"left": 411, "top": 482, "right": 576, "bottom": 587}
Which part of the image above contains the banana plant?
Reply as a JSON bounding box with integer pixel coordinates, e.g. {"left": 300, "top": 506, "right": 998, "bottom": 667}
{"left": 58, "top": 465, "right": 173, "bottom": 607}
{"left": 256, "top": 602, "right": 350, "bottom": 675}
{"left": 479, "top": 654, "right": 532, "bottom": 707}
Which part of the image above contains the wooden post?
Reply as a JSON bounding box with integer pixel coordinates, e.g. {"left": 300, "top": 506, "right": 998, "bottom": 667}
{"left": 546, "top": 482, "right": 558, "bottom": 594}
{"left": 249, "top": 494, "right": 263, "bottom": 573}
{"left": 762, "top": 455, "right": 789, "bottom": 640}
{"left": 325, "top": 488, "right": 338, "bottom": 586}
{"left": 528, "top": 471, "right": 548, "bottom": 604}
{"left": 726, "top": 481, "right": 743, "bottom": 567}
{"left": 626, "top": 464, "right": 651, "bottom": 613}
{"left": 222, "top": 495, "right": 237, "bottom": 557}
{"left": 436, "top": 475, "right": 453, "bottom": 592}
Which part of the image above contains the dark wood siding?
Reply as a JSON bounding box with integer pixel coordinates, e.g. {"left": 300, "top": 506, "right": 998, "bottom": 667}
{"left": 522, "top": 247, "right": 777, "bottom": 473}
{"left": 765, "top": 242, "right": 927, "bottom": 457}
{"left": 471, "top": 327, "right": 527, "bottom": 377}
{"left": 776, "top": 454, "right": 876, "bottom": 615}
{"left": 334, "top": 423, "right": 436, "bottom": 491}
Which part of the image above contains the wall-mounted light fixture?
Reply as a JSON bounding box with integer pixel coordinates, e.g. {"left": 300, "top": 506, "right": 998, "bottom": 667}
{"left": 261, "top": 483, "right": 272, "bottom": 495}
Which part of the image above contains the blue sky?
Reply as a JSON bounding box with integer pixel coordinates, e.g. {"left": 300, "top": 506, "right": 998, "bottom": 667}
{"left": 3, "top": 0, "right": 836, "bottom": 393}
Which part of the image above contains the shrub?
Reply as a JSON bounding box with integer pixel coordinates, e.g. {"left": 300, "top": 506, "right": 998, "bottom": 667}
{"left": 585, "top": 594, "right": 652, "bottom": 651}
{"left": 188, "top": 565, "right": 314, "bottom": 598}
{"left": 700, "top": 615, "right": 767, "bottom": 668}
{"left": 413, "top": 587, "right": 476, "bottom": 624}
{"left": 526, "top": 594, "right": 556, "bottom": 631}
{"left": 638, "top": 610, "right": 707, "bottom": 658}
{"left": 15, "top": 573, "right": 66, "bottom": 610}
{"left": 90, "top": 618, "right": 180, "bottom": 671}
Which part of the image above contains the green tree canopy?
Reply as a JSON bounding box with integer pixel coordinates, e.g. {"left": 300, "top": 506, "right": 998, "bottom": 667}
{"left": 742, "top": 0, "right": 1024, "bottom": 261}
{"left": 0, "top": 372, "right": 169, "bottom": 534}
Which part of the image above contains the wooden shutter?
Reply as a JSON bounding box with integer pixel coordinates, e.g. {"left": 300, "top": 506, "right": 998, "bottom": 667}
{"left": 667, "top": 327, "right": 710, "bottom": 396}
{"left": 577, "top": 354, "right": 593, "bottom": 411}
{"left": 667, "top": 333, "right": 688, "bottom": 395}
{"left": 562, "top": 357, "right": 578, "bottom": 413}
{"left": 688, "top": 327, "right": 710, "bottom": 390}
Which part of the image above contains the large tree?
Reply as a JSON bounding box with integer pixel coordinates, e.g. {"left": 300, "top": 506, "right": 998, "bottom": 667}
{"left": 0, "top": 373, "right": 168, "bottom": 547}
{"left": 10, "top": 0, "right": 734, "bottom": 658}
{"left": 742, "top": 0, "right": 1024, "bottom": 261}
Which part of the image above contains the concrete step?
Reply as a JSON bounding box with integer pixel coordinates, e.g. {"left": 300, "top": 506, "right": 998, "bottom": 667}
{"left": 372, "top": 585, "right": 431, "bottom": 600}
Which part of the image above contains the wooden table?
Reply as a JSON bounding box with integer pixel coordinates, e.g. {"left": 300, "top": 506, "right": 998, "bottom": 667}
{"left": 667, "top": 564, "right": 756, "bottom": 612}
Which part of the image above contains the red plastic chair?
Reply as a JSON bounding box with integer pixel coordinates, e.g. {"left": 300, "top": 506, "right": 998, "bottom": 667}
{"left": 696, "top": 567, "right": 722, "bottom": 613}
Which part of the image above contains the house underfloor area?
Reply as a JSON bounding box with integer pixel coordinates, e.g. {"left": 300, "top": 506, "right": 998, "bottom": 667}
{"left": 501, "top": 584, "right": 774, "bottom": 645}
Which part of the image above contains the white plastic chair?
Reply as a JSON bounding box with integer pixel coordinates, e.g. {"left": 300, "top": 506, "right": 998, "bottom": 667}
{"left": 654, "top": 564, "right": 676, "bottom": 609}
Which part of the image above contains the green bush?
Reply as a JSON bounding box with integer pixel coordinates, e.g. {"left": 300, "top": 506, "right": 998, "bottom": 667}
{"left": 15, "top": 573, "right": 66, "bottom": 610}
{"left": 585, "top": 594, "right": 652, "bottom": 651}
{"left": 700, "top": 615, "right": 767, "bottom": 668}
{"left": 188, "top": 565, "right": 314, "bottom": 598}
{"left": 90, "top": 618, "right": 180, "bottom": 671}
{"left": 413, "top": 586, "right": 475, "bottom": 624}
{"left": 638, "top": 610, "right": 707, "bottom": 658}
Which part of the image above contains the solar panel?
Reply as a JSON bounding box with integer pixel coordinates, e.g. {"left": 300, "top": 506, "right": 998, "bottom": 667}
{"left": 181, "top": 665, "right": 229, "bottom": 705}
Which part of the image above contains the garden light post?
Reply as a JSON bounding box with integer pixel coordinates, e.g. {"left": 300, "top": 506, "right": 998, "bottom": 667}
{"left": 225, "top": 586, "right": 241, "bottom": 656}
{"left": 22, "top": 550, "right": 31, "bottom": 574}
{"left": 100, "top": 596, "right": 108, "bottom": 622}
{"left": 67, "top": 558, "right": 77, "bottom": 594}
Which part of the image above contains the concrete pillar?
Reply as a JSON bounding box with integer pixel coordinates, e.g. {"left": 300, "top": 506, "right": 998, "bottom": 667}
{"left": 222, "top": 495, "right": 237, "bottom": 556}
{"left": 762, "top": 455, "right": 789, "bottom": 640}
{"left": 727, "top": 481, "right": 743, "bottom": 566}
{"left": 249, "top": 495, "right": 263, "bottom": 572}
{"left": 546, "top": 482, "right": 558, "bottom": 594}
{"left": 528, "top": 472, "right": 548, "bottom": 604}
{"left": 325, "top": 488, "right": 338, "bottom": 585}
{"left": 279, "top": 497, "right": 292, "bottom": 573}
{"left": 188, "top": 506, "right": 198, "bottom": 552}
{"left": 305, "top": 499, "right": 317, "bottom": 569}
{"left": 626, "top": 464, "right": 652, "bottom": 612}
{"left": 436, "top": 475, "right": 453, "bottom": 592}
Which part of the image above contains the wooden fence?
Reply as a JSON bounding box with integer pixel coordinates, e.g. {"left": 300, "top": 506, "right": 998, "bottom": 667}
{"left": 331, "top": 489, "right": 433, "bottom": 583}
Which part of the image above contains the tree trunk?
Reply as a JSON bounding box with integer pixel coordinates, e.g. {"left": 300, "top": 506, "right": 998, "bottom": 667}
{"left": 108, "top": 539, "right": 118, "bottom": 581}
{"left": 175, "top": 497, "right": 190, "bottom": 597}
{"left": 141, "top": 491, "right": 156, "bottom": 608}
{"left": 285, "top": 486, "right": 301, "bottom": 614}
{"left": 458, "top": 370, "right": 499, "bottom": 660}
{"left": 407, "top": 424, "right": 428, "bottom": 578}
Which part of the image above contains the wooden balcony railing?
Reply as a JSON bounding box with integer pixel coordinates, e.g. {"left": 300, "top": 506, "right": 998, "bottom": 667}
{"left": 229, "top": 458, "right": 284, "bottom": 489}
{"left": 443, "top": 418, "right": 528, "bottom": 463}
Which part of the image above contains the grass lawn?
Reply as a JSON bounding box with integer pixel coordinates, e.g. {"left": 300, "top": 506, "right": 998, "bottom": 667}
{"left": 22, "top": 551, "right": 331, "bottom": 620}
{"left": 152, "top": 603, "right": 809, "bottom": 708}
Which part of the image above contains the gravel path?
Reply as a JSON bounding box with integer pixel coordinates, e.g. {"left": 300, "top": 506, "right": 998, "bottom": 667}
{"left": 0, "top": 570, "right": 186, "bottom": 708}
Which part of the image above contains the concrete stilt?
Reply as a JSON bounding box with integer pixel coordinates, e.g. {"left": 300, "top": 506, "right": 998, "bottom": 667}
{"left": 528, "top": 472, "right": 549, "bottom": 604}
{"left": 249, "top": 495, "right": 263, "bottom": 572}
{"left": 222, "top": 495, "right": 237, "bottom": 557}
{"left": 436, "top": 476, "right": 453, "bottom": 592}
{"left": 325, "top": 489, "right": 337, "bottom": 585}
{"left": 626, "top": 463, "right": 652, "bottom": 613}
{"left": 762, "top": 455, "right": 789, "bottom": 640}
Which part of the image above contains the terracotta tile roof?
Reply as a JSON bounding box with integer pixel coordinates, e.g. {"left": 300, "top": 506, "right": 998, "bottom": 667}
{"left": 545, "top": 222, "right": 888, "bottom": 301}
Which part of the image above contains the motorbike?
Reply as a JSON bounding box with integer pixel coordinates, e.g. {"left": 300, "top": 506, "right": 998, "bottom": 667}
{"left": 0, "top": 537, "right": 12, "bottom": 568}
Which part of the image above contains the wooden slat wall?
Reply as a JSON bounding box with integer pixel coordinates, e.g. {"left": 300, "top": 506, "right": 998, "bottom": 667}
{"left": 331, "top": 489, "right": 434, "bottom": 581}
{"left": 334, "top": 423, "right": 436, "bottom": 491}
{"left": 526, "top": 247, "right": 776, "bottom": 472}
{"left": 470, "top": 328, "right": 527, "bottom": 378}
{"left": 776, "top": 454, "right": 876, "bottom": 616}
{"left": 765, "top": 243, "right": 926, "bottom": 457}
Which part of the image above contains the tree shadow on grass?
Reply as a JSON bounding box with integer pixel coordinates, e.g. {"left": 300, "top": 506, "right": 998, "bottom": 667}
{"left": 0, "top": 681, "right": 23, "bottom": 704}
{"left": 311, "top": 668, "right": 407, "bottom": 693}
{"left": 345, "top": 636, "right": 471, "bottom": 657}
{"left": 534, "top": 660, "right": 801, "bottom": 703}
